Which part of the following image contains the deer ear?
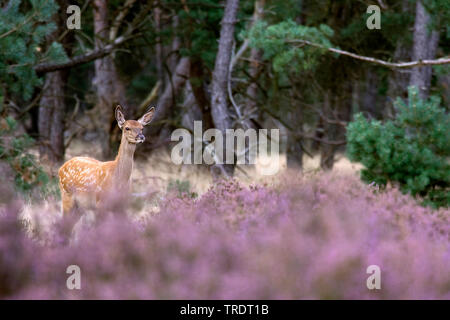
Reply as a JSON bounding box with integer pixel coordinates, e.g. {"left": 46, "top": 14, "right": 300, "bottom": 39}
{"left": 115, "top": 105, "right": 126, "bottom": 129}
{"left": 138, "top": 107, "right": 155, "bottom": 126}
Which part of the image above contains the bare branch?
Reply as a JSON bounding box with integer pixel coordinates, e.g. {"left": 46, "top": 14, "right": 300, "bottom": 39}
{"left": 34, "top": 36, "right": 128, "bottom": 74}
{"left": 137, "top": 80, "right": 161, "bottom": 115}
{"left": 288, "top": 39, "right": 450, "bottom": 68}
{"left": 109, "top": 0, "right": 137, "bottom": 41}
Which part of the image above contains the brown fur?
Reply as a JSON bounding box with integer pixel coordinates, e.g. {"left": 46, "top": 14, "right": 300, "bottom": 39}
{"left": 58, "top": 106, "right": 154, "bottom": 215}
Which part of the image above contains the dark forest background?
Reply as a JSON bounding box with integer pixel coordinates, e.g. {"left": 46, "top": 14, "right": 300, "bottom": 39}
{"left": 0, "top": 0, "right": 449, "bottom": 193}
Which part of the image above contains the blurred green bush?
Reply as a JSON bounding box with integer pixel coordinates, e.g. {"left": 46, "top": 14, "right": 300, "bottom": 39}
{"left": 347, "top": 86, "right": 450, "bottom": 208}
{"left": 0, "top": 108, "right": 56, "bottom": 199}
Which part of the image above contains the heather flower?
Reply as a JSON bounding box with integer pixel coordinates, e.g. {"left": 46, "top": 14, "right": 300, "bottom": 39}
{"left": 1, "top": 172, "right": 448, "bottom": 299}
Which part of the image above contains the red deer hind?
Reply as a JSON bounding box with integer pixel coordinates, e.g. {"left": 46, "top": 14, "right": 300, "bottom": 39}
{"left": 58, "top": 105, "right": 154, "bottom": 229}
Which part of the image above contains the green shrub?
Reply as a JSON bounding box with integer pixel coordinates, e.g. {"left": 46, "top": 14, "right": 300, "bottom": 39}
{"left": 347, "top": 86, "right": 450, "bottom": 208}
{"left": 0, "top": 113, "right": 55, "bottom": 198}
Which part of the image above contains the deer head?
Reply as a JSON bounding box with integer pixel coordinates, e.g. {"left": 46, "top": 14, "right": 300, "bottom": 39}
{"left": 115, "top": 105, "right": 155, "bottom": 144}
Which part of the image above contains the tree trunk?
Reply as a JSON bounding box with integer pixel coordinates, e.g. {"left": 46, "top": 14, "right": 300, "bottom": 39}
{"left": 387, "top": 22, "right": 411, "bottom": 117}
{"left": 320, "top": 91, "right": 336, "bottom": 170}
{"left": 410, "top": 0, "right": 440, "bottom": 99}
{"left": 361, "top": 68, "right": 380, "bottom": 119}
{"left": 286, "top": 86, "right": 303, "bottom": 169}
{"left": 154, "top": 6, "right": 164, "bottom": 92}
{"left": 181, "top": 82, "right": 203, "bottom": 132}
{"left": 287, "top": 135, "right": 303, "bottom": 169}
{"left": 210, "top": 0, "right": 240, "bottom": 177}
{"left": 93, "top": 0, "right": 126, "bottom": 159}
{"left": 39, "top": 71, "right": 65, "bottom": 163}
{"left": 38, "top": 0, "right": 73, "bottom": 164}
{"left": 190, "top": 60, "right": 214, "bottom": 130}
{"left": 246, "top": 0, "right": 265, "bottom": 113}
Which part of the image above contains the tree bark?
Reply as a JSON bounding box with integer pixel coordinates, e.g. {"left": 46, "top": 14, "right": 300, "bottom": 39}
{"left": 319, "top": 91, "right": 336, "bottom": 170}
{"left": 181, "top": 82, "right": 204, "bottom": 132}
{"left": 190, "top": 60, "right": 214, "bottom": 130}
{"left": 361, "top": 68, "right": 380, "bottom": 119}
{"left": 210, "top": 0, "right": 240, "bottom": 177}
{"left": 93, "top": 0, "right": 126, "bottom": 159}
{"left": 286, "top": 85, "right": 303, "bottom": 169}
{"left": 154, "top": 6, "right": 165, "bottom": 92}
{"left": 287, "top": 134, "right": 303, "bottom": 169}
{"left": 387, "top": 38, "right": 411, "bottom": 115}
{"left": 39, "top": 72, "right": 65, "bottom": 163}
{"left": 409, "top": 0, "right": 440, "bottom": 99}
{"left": 246, "top": 0, "right": 265, "bottom": 113}
{"left": 38, "top": 0, "right": 73, "bottom": 164}
{"left": 386, "top": 0, "right": 411, "bottom": 111}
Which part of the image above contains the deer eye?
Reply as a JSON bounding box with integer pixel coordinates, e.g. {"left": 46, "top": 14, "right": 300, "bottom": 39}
{"left": 125, "top": 127, "right": 130, "bottom": 131}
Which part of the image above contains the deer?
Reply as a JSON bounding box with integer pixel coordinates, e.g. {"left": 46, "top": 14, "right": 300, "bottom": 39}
{"left": 57, "top": 105, "right": 154, "bottom": 238}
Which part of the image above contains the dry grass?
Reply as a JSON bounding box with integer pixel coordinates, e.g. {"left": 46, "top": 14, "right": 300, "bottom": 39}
{"left": 20, "top": 139, "right": 364, "bottom": 236}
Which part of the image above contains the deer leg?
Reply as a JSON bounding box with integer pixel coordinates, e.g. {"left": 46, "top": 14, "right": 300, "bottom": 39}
{"left": 61, "top": 189, "right": 75, "bottom": 215}
{"left": 58, "top": 190, "right": 83, "bottom": 245}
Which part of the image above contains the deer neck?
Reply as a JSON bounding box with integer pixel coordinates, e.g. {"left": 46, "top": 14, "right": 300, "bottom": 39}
{"left": 113, "top": 137, "right": 136, "bottom": 186}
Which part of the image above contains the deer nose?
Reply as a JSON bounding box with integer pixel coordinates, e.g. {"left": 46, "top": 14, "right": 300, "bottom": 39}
{"left": 137, "top": 133, "right": 145, "bottom": 141}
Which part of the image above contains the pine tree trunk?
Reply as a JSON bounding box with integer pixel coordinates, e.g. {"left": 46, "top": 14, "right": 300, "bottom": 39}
{"left": 93, "top": 0, "right": 126, "bottom": 159}
{"left": 246, "top": 0, "right": 265, "bottom": 113}
{"left": 361, "top": 69, "right": 380, "bottom": 119}
{"left": 38, "top": 0, "right": 73, "bottom": 164}
{"left": 386, "top": 0, "right": 411, "bottom": 113}
{"left": 190, "top": 60, "right": 214, "bottom": 130}
{"left": 154, "top": 6, "right": 164, "bottom": 92}
{"left": 410, "top": 0, "right": 440, "bottom": 99}
{"left": 286, "top": 88, "right": 303, "bottom": 169}
{"left": 39, "top": 71, "right": 65, "bottom": 163}
{"left": 320, "top": 91, "right": 336, "bottom": 170}
{"left": 210, "top": 0, "right": 240, "bottom": 177}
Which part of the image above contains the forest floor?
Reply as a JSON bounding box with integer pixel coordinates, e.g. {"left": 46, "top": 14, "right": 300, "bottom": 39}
{"left": 63, "top": 139, "right": 364, "bottom": 196}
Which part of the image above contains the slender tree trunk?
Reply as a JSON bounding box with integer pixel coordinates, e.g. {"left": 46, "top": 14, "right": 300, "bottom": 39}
{"left": 162, "top": 16, "right": 182, "bottom": 90}
{"left": 286, "top": 85, "right": 303, "bottom": 169}
{"left": 246, "top": 0, "right": 265, "bottom": 112}
{"left": 387, "top": 5, "right": 411, "bottom": 117}
{"left": 154, "top": 6, "right": 164, "bottom": 92}
{"left": 320, "top": 91, "right": 336, "bottom": 170}
{"left": 287, "top": 133, "right": 303, "bottom": 169}
{"left": 190, "top": 60, "right": 214, "bottom": 130}
{"left": 410, "top": 0, "right": 440, "bottom": 99}
{"left": 210, "top": 0, "right": 240, "bottom": 177}
{"left": 93, "top": 0, "right": 126, "bottom": 159}
{"left": 169, "top": 16, "right": 181, "bottom": 72}
{"left": 181, "top": 82, "right": 204, "bottom": 132}
{"left": 38, "top": 0, "right": 73, "bottom": 164}
{"left": 39, "top": 72, "right": 65, "bottom": 163}
{"left": 361, "top": 68, "right": 380, "bottom": 119}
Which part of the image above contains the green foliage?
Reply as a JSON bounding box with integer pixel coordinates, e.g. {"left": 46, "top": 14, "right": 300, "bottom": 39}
{"left": 175, "top": 0, "right": 226, "bottom": 68}
{"left": 423, "top": 0, "right": 450, "bottom": 37}
{"left": 0, "top": 0, "right": 68, "bottom": 101}
{"left": 0, "top": 114, "right": 54, "bottom": 197}
{"left": 347, "top": 87, "right": 450, "bottom": 208}
{"left": 248, "top": 20, "right": 334, "bottom": 73}
{"left": 341, "top": 11, "right": 413, "bottom": 47}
